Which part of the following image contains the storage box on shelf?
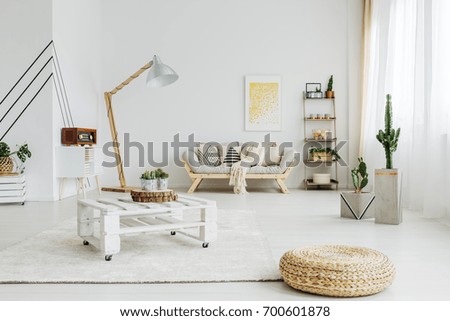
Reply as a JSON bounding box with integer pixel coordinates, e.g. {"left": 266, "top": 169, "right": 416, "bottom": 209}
{"left": 302, "top": 91, "right": 339, "bottom": 190}
{"left": 0, "top": 174, "right": 26, "bottom": 205}
{"left": 56, "top": 146, "right": 103, "bottom": 199}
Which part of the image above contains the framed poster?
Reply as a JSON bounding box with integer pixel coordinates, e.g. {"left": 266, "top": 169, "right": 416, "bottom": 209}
{"left": 245, "top": 75, "right": 281, "bottom": 131}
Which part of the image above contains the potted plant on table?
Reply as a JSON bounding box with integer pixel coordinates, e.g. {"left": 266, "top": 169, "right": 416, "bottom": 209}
{"left": 326, "top": 75, "right": 334, "bottom": 98}
{"left": 140, "top": 170, "right": 157, "bottom": 191}
{"left": 156, "top": 168, "right": 170, "bottom": 190}
{"left": 374, "top": 94, "right": 402, "bottom": 224}
{"left": 340, "top": 157, "right": 375, "bottom": 220}
{"left": 0, "top": 142, "right": 32, "bottom": 175}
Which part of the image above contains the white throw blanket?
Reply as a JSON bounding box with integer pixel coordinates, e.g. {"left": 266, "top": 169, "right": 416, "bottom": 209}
{"left": 229, "top": 160, "right": 250, "bottom": 194}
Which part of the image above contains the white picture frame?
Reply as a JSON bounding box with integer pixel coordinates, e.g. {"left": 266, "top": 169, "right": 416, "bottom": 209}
{"left": 245, "top": 75, "right": 282, "bottom": 131}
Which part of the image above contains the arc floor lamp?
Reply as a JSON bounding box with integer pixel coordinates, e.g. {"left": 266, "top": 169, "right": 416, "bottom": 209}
{"left": 102, "top": 55, "right": 178, "bottom": 192}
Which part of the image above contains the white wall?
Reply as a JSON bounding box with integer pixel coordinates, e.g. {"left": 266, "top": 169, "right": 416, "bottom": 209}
{"left": 52, "top": 0, "right": 102, "bottom": 198}
{"left": 1, "top": 0, "right": 363, "bottom": 199}
{"left": 0, "top": 0, "right": 102, "bottom": 201}
{"left": 99, "top": 0, "right": 363, "bottom": 189}
{"left": 0, "top": 0, "right": 54, "bottom": 200}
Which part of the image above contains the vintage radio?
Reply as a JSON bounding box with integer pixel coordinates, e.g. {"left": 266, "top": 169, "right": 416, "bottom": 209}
{"left": 61, "top": 128, "right": 97, "bottom": 146}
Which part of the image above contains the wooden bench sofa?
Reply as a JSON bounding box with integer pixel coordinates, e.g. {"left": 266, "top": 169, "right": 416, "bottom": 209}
{"left": 181, "top": 148, "right": 295, "bottom": 193}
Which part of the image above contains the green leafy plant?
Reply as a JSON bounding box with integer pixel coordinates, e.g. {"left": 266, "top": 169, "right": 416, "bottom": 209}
{"left": 327, "top": 75, "right": 333, "bottom": 92}
{"left": 351, "top": 157, "right": 368, "bottom": 193}
{"left": 0, "top": 142, "right": 32, "bottom": 163}
{"left": 309, "top": 147, "right": 340, "bottom": 160}
{"left": 376, "top": 94, "right": 400, "bottom": 169}
{"left": 315, "top": 87, "right": 321, "bottom": 92}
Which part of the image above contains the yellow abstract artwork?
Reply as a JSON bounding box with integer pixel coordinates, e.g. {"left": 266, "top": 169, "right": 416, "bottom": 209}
{"left": 245, "top": 76, "right": 281, "bottom": 131}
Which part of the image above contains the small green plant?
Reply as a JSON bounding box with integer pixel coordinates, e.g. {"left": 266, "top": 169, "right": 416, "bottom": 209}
{"left": 0, "top": 142, "right": 32, "bottom": 162}
{"left": 376, "top": 94, "right": 400, "bottom": 169}
{"left": 315, "top": 86, "right": 321, "bottom": 92}
{"left": 140, "top": 168, "right": 169, "bottom": 180}
{"left": 327, "top": 75, "right": 333, "bottom": 92}
{"left": 351, "top": 157, "right": 368, "bottom": 193}
{"left": 140, "top": 170, "right": 155, "bottom": 180}
{"left": 309, "top": 147, "right": 340, "bottom": 160}
{"left": 156, "top": 168, "right": 169, "bottom": 179}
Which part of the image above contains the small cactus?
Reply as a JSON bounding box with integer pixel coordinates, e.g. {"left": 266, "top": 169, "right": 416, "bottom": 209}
{"left": 327, "top": 75, "right": 333, "bottom": 92}
{"left": 376, "top": 94, "right": 400, "bottom": 169}
{"left": 351, "top": 157, "right": 368, "bottom": 193}
{"left": 140, "top": 168, "right": 169, "bottom": 180}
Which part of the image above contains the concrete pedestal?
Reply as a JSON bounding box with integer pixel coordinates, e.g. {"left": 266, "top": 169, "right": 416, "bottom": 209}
{"left": 374, "top": 169, "right": 402, "bottom": 225}
{"left": 340, "top": 192, "right": 375, "bottom": 220}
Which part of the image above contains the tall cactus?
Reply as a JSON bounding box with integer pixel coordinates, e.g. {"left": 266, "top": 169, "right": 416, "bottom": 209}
{"left": 376, "top": 94, "right": 400, "bottom": 169}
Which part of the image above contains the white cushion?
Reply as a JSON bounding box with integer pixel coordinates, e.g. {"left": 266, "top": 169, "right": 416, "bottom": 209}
{"left": 262, "top": 146, "right": 282, "bottom": 166}
{"left": 241, "top": 145, "right": 265, "bottom": 166}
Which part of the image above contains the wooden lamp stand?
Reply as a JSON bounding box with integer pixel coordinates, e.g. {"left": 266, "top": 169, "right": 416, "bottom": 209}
{"left": 101, "top": 56, "right": 178, "bottom": 192}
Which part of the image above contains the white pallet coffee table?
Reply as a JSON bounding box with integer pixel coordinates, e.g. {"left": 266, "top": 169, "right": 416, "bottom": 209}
{"left": 77, "top": 194, "right": 217, "bottom": 261}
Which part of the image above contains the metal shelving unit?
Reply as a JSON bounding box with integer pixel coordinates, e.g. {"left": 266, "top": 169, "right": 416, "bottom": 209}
{"left": 302, "top": 92, "right": 339, "bottom": 190}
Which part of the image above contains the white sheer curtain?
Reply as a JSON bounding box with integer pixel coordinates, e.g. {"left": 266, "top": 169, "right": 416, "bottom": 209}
{"left": 361, "top": 0, "right": 450, "bottom": 220}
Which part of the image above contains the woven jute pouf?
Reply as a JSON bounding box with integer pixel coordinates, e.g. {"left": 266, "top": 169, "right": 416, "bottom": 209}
{"left": 279, "top": 245, "right": 395, "bottom": 297}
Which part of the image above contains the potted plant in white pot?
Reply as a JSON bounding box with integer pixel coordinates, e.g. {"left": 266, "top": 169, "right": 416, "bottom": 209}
{"left": 140, "top": 170, "right": 157, "bottom": 191}
{"left": 374, "top": 94, "right": 402, "bottom": 224}
{"left": 0, "top": 142, "right": 32, "bottom": 175}
{"left": 340, "top": 157, "right": 375, "bottom": 220}
{"left": 156, "top": 168, "right": 170, "bottom": 190}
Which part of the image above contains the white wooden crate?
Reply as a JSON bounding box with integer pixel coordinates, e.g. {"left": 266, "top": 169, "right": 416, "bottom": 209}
{"left": 0, "top": 174, "right": 26, "bottom": 204}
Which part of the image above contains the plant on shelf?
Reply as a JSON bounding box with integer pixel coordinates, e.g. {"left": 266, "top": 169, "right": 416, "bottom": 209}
{"left": 315, "top": 86, "right": 321, "bottom": 93}
{"left": 309, "top": 147, "right": 340, "bottom": 162}
{"left": 0, "top": 142, "right": 32, "bottom": 174}
{"left": 351, "top": 157, "right": 368, "bottom": 193}
{"left": 376, "top": 94, "right": 400, "bottom": 169}
{"left": 326, "top": 75, "right": 334, "bottom": 98}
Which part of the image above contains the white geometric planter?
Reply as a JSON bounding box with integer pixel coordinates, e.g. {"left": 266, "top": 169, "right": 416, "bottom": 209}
{"left": 158, "top": 178, "right": 169, "bottom": 190}
{"left": 340, "top": 192, "right": 375, "bottom": 220}
{"left": 374, "top": 169, "right": 402, "bottom": 225}
{"left": 141, "top": 179, "right": 158, "bottom": 191}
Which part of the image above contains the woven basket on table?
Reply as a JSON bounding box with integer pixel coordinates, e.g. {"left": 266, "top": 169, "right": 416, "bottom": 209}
{"left": 0, "top": 157, "right": 14, "bottom": 175}
{"left": 130, "top": 189, "right": 178, "bottom": 203}
{"left": 279, "top": 245, "right": 395, "bottom": 297}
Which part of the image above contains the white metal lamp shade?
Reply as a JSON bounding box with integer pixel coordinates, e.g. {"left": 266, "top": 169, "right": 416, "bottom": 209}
{"left": 146, "top": 55, "right": 179, "bottom": 88}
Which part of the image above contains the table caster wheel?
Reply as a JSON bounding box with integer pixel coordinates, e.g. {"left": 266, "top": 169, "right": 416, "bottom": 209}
{"left": 83, "top": 240, "right": 90, "bottom": 246}
{"left": 202, "top": 243, "right": 209, "bottom": 248}
{"left": 170, "top": 231, "right": 176, "bottom": 236}
{"left": 105, "top": 255, "right": 112, "bottom": 261}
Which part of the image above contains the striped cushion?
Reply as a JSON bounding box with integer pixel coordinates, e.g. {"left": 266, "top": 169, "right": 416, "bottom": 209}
{"left": 223, "top": 146, "right": 241, "bottom": 166}
{"left": 196, "top": 145, "right": 221, "bottom": 166}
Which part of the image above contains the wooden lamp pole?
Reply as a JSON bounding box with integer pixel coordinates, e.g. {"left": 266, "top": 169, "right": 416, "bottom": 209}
{"left": 102, "top": 62, "right": 153, "bottom": 192}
